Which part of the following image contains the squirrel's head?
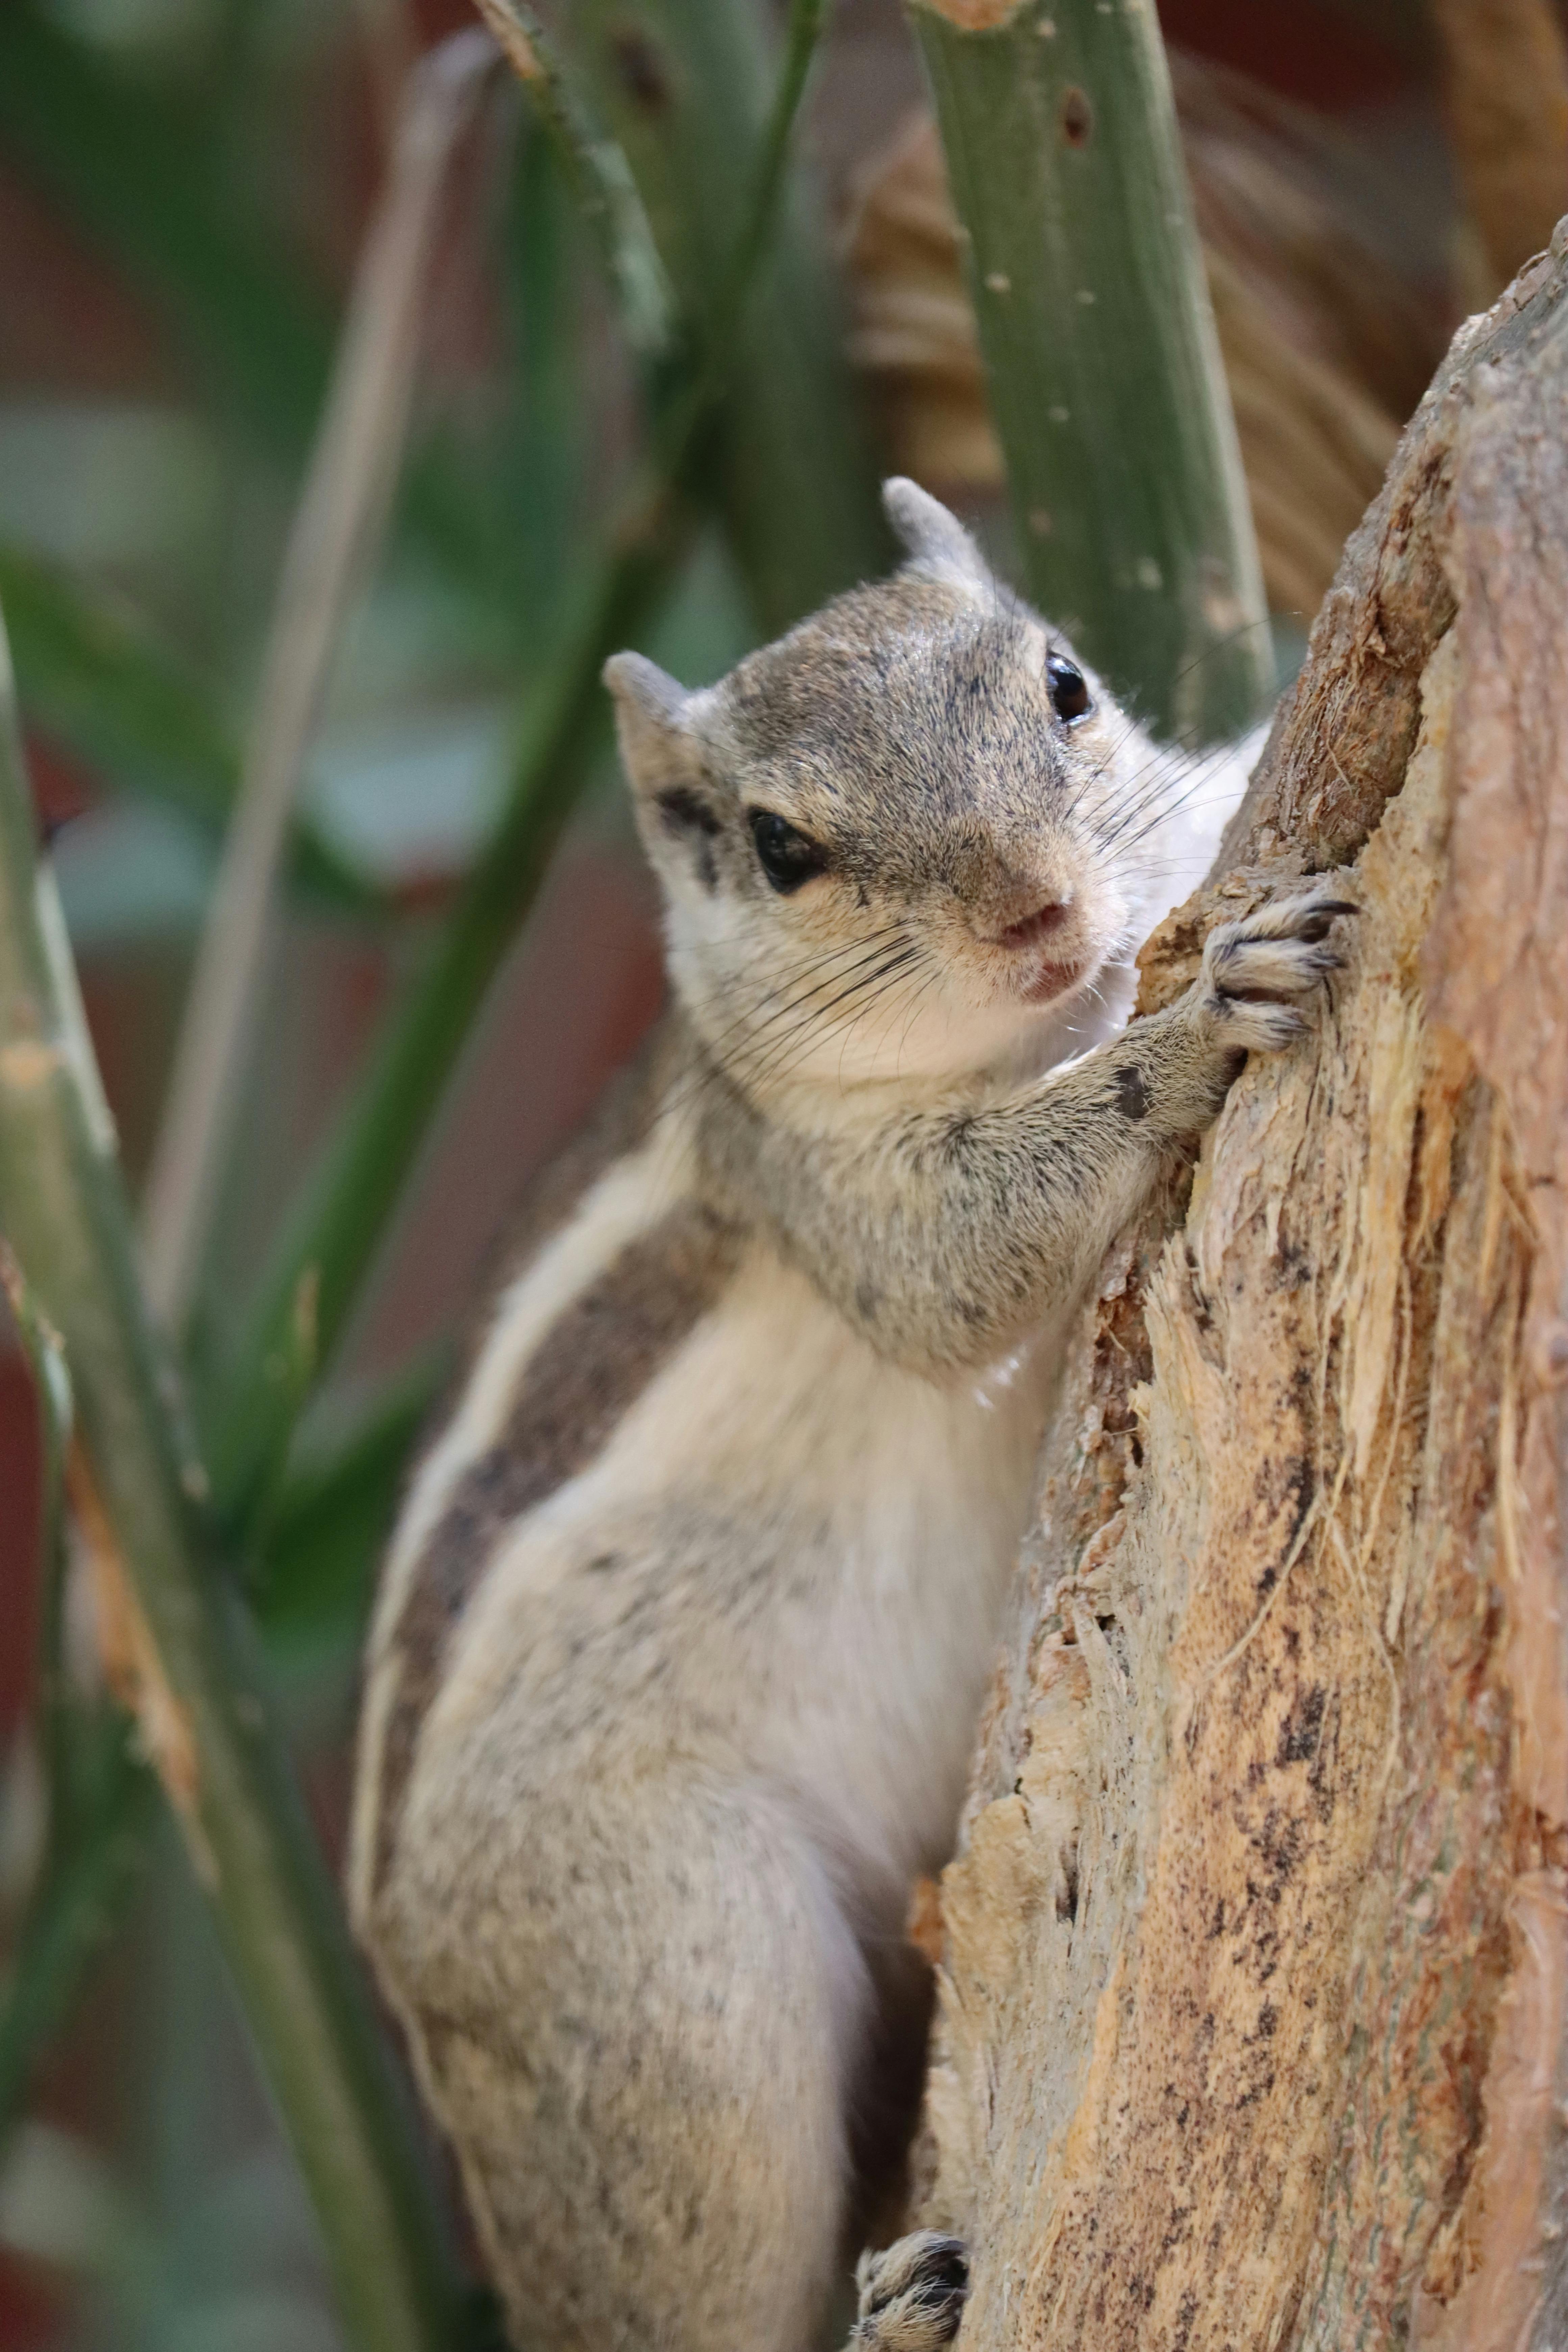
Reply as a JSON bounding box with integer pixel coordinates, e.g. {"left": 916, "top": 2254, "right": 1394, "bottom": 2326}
{"left": 606, "top": 481, "right": 1178, "bottom": 1098}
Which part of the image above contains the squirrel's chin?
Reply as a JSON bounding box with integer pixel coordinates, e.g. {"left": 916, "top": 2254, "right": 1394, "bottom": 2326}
{"left": 1016, "top": 956, "right": 1088, "bottom": 1007}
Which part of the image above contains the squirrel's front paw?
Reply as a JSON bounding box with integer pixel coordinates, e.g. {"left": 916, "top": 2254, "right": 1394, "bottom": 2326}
{"left": 851, "top": 2233, "right": 969, "bottom": 2350}
{"left": 1200, "top": 885, "right": 1356, "bottom": 1054}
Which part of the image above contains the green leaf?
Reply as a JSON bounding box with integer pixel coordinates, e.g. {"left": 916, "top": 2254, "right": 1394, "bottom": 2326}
{"left": 478, "top": 0, "right": 678, "bottom": 363}
{"left": 206, "top": 511, "right": 692, "bottom": 1526}
{"left": 0, "top": 6, "right": 519, "bottom": 609}
{"left": 0, "top": 543, "right": 236, "bottom": 827}
{"left": 553, "top": 0, "right": 889, "bottom": 630}
{"left": 493, "top": 113, "right": 597, "bottom": 642}
{"left": 256, "top": 1357, "right": 443, "bottom": 1651}
{"left": 0, "top": 543, "right": 384, "bottom": 912}
{"left": 207, "top": 0, "right": 842, "bottom": 1523}
{"left": 0, "top": 5, "right": 334, "bottom": 460}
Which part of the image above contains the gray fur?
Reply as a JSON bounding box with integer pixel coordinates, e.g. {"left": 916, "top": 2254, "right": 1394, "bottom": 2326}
{"left": 351, "top": 487, "right": 1352, "bottom": 2352}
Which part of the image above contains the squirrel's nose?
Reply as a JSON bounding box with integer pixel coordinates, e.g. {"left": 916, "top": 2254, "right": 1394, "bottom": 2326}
{"left": 990, "top": 897, "right": 1073, "bottom": 950}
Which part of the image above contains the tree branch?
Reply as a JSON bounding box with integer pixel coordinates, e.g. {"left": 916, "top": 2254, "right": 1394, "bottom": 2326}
{"left": 911, "top": 228, "right": 1568, "bottom": 2352}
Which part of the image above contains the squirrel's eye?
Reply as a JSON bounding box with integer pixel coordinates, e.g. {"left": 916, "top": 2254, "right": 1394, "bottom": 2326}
{"left": 1047, "top": 653, "right": 1092, "bottom": 724}
{"left": 750, "top": 810, "right": 827, "bottom": 895}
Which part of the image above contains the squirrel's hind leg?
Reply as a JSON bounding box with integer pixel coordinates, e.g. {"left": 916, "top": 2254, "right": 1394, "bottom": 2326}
{"left": 389, "top": 1766, "right": 869, "bottom": 2352}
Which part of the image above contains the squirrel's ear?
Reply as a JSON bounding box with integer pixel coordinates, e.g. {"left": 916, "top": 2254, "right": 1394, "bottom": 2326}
{"left": 882, "top": 477, "right": 988, "bottom": 591}
{"left": 604, "top": 652, "right": 726, "bottom": 892}
{"left": 603, "top": 652, "right": 691, "bottom": 794}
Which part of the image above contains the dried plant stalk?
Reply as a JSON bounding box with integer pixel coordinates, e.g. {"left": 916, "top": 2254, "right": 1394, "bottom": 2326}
{"left": 1429, "top": 0, "right": 1568, "bottom": 294}
{"left": 140, "top": 30, "right": 497, "bottom": 1330}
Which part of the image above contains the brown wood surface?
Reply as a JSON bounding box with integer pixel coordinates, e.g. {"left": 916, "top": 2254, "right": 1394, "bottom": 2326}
{"left": 913, "top": 228, "right": 1568, "bottom": 2352}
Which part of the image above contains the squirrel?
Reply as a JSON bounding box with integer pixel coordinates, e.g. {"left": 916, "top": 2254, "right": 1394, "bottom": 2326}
{"left": 348, "top": 480, "right": 1352, "bottom": 2352}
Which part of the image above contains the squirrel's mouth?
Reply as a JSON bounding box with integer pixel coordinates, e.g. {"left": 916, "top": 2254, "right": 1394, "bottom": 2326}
{"left": 977, "top": 896, "right": 1088, "bottom": 1006}
{"left": 1016, "top": 954, "right": 1088, "bottom": 1005}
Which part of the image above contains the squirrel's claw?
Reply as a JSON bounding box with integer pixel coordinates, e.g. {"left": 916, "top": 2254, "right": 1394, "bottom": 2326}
{"left": 851, "top": 2232, "right": 970, "bottom": 2351}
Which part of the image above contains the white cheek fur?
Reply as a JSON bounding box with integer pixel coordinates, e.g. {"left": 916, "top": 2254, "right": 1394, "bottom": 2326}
{"left": 655, "top": 705, "right": 1261, "bottom": 1103}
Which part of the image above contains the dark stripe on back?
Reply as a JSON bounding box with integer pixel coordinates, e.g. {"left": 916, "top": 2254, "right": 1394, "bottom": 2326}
{"left": 483, "top": 1013, "right": 684, "bottom": 1321}
{"left": 372, "top": 1197, "right": 743, "bottom": 1890}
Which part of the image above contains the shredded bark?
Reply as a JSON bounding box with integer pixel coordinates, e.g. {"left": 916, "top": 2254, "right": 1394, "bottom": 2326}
{"left": 915, "top": 232, "right": 1568, "bottom": 2352}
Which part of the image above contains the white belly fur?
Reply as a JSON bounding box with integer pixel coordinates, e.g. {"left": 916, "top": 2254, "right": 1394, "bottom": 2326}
{"left": 414, "top": 1245, "right": 1064, "bottom": 1917}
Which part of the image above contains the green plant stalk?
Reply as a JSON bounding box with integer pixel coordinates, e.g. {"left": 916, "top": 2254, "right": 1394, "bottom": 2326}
{"left": 909, "top": 0, "right": 1269, "bottom": 743}
{"left": 0, "top": 1352, "right": 437, "bottom": 2149}
{"left": 0, "top": 613, "right": 464, "bottom": 2352}
{"left": 495, "top": 109, "right": 593, "bottom": 634}
{"left": 714, "top": 0, "right": 829, "bottom": 342}
{"left": 558, "top": 0, "right": 888, "bottom": 630}
{"left": 205, "top": 506, "right": 690, "bottom": 1526}
{"left": 211, "top": 0, "right": 838, "bottom": 1521}
{"left": 0, "top": 1243, "right": 74, "bottom": 1857}
{"left": 0, "top": 1244, "right": 152, "bottom": 2157}
{"left": 472, "top": 0, "right": 677, "bottom": 360}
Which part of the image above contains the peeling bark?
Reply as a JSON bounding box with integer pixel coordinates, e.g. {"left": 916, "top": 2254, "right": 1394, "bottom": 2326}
{"left": 916, "top": 232, "right": 1568, "bottom": 2350}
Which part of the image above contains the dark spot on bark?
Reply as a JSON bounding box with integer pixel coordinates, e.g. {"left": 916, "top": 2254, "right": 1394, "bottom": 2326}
{"left": 1114, "top": 1061, "right": 1151, "bottom": 1121}
{"left": 1056, "top": 1840, "right": 1080, "bottom": 1922}
{"left": 1275, "top": 1681, "right": 1327, "bottom": 1766}
{"left": 1159, "top": 2204, "right": 1193, "bottom": 2256}
{"left": 1060, "top": 85, "right": 1093, "bottom": 145}
{"left": 1276, "top": 1236, "right": 1313, "bottom": 1290}
{"left": 1256, "top": 1455, "right": 1314, "bottom": 1594}
{"left": 1254, "top": 1806, "right": 1305, "bottom": 1894}
{"left": 1307, "top": 1687, "right": 1341, "bottom": 1819}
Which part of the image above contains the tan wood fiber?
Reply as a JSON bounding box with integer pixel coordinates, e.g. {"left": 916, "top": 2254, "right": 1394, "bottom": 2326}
{"left": 913, "top": 232, "right": 1568, "bottom": 2352}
